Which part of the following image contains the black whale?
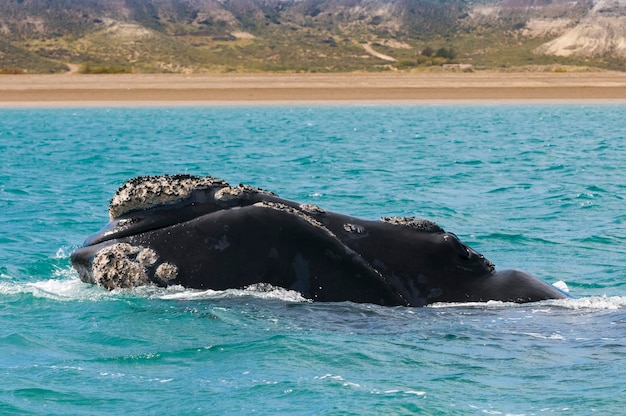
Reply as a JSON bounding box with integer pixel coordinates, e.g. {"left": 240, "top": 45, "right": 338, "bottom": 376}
{"left": 70, "top": 175, "right": 569, "bottom": 306}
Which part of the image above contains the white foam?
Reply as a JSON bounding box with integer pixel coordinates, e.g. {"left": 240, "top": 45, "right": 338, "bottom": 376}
{"left": 4, "top": 267, "right": 624, "bottom": 310}
{"left": 429, "top": 300, "right": 511, "bottom": 309}
{"left": 552, "top": 280, "right": 570, "bottom": 292}
{"left": 151, "top": 283, "right": 309, "bottom": 303}
{"left": 0, "top": 276, "right": 111, "bottom": 301}
{"left": 0, "top": 263, "right": 311, "bottom": 303}
{"left": 429, "top": 296, "right": 626, "bottom": 310}
{"left": 545, "top": 296, "right": 626, "bottom": 310}
{"left": 28, "top": 277, "right": 93, "bottom": 297}
{"left": 523, "top": 332, "right": 566, "bottom": 340}
{"left": 316, "top": 374, "right": 345, "bottom": 381}
{"left": 53, "top": 246, "right": 72, "bottom": 259}
{"left": 0, "top": 280, "right": 21, "bottom": 296}
{"left": 0, "top": 266, "right": 115, "bottom": 301}
{"left": 405, "top": 390, "right": 427, "bottom": 396}
{"left": 26, "top": 275, "right": 114, "bottom": 302}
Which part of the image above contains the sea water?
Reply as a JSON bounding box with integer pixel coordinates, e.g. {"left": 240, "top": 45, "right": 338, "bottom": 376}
{"left": 1, "top": 104, "right": 625, "bottom": 415}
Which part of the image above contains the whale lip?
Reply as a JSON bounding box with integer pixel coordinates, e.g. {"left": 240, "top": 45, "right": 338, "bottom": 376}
{"left": 84, "top": 196, "right": 205, "bottom": 246}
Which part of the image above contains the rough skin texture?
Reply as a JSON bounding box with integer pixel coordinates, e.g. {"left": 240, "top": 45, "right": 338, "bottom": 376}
{"left": 109, "top": 174, "right": 227, "bottom": 220}
{"left": 92, "top": 242, "right": 178, "bottom": 290}
{"left": 380, "top": 216, "right": 444, "bottom": 233}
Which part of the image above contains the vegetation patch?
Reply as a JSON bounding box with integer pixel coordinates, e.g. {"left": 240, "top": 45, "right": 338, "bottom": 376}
{"left": 79, "top": 64, "right": 133, "bottom": 74}
{"left": 0, "top": 67, "right": 25, "bottom": 74}
{"left": 0, "top": 0, "right": 622, "bottom": 73}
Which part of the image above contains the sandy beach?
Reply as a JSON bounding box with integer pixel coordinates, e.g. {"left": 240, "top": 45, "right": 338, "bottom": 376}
{"left": 2, "top": 72, "right": 626, "bottom": 106}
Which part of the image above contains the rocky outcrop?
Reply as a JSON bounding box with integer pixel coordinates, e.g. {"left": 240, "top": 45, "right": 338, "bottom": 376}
{"left": 535, "top": 0, "right": 626, "bottom": 58}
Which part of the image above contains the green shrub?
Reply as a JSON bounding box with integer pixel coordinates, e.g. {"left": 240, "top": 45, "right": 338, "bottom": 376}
{"left": 396, "top": 59, "right": 417, "bottom": 69}
{"left": 80, "top": 64, "right": 132, "bottom": 74}
{"left": 0, "top": 67, "right": 24, "bottom": 74}
{"left": 421, "top": 46, "right": 434, "bottom": 57}
{"left": 435, "top": 47, "right": 456, "bottom": 60}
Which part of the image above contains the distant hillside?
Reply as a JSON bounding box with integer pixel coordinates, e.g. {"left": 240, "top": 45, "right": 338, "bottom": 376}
{"left": 1, "top": 0, "right": 625, "bottom": 73}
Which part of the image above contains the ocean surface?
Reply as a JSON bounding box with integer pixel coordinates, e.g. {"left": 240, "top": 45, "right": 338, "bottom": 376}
{"left": 1, "top": 104, "right": 625, "bottom": 415}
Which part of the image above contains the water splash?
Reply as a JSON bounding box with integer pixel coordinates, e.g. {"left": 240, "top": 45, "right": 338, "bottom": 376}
{"left": 150, "top": 283, "right": 309, "bottom": 303}
{"left": 1, "top": 266, "right": 310, "bottom": 304}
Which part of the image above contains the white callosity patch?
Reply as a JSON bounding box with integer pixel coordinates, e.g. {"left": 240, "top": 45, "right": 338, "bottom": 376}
{"left": 92, "top": 243, "right": 178, "bottom": 290}
{"left": 92, "top": 243, "right": 156, "bottom": 290}
{"left": 343, "top": 223, "right": 366, "bottom": 234}
{"left": 380, "top": 216, "right": 444, "bottom": 233}
{"left": 254, "top": 201, "right": 326, "bottom": 230}
{"left": 214, "top": 184, "right": 276, "bottom": 203}
{"left": 136, "top": 247, "right": 158, "bottom": 266}
{"left": 300, "top": 203, "right": 325, "bottom": 215}
{"left": 155, "top": 263, "right": 178, "bottom": 283}
{"left": 214, "top": 185, "right": 249, "bottom": 202}
{"left": 109, "top": 174, "right": 228, "bottom": 220}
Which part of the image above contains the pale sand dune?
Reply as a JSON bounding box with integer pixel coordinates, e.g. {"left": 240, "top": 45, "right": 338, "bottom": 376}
{"left": 1, "top": 72, "right": 626, "bottom": 106}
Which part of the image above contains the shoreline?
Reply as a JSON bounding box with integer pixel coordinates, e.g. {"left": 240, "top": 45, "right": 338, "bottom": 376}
{"left": 2, "top": 72, "right": 626, "bottom": 106}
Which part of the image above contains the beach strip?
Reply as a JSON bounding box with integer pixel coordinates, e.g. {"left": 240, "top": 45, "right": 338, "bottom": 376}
{"left": 2, "top": 72, "right": 626, "bottom": 105}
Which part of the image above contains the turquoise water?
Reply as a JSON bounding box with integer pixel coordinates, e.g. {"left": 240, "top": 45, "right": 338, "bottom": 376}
{"left": 1, "top": 105, "right": 625, "bottom": 415}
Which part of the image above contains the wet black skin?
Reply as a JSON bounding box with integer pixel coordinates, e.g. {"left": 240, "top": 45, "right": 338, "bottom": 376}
{"left": 71, "top": 185, "right": 570, "bottom": 306}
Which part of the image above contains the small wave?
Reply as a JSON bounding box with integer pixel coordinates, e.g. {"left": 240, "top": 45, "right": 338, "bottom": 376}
{"left": 315, "top": 373, "right": 426, "bottom": 397}
{"left": 522, "top": 332, "right": 566, "bottom": 340}
{"left": 480, "top": 232, "right": 557, "bottom": 246}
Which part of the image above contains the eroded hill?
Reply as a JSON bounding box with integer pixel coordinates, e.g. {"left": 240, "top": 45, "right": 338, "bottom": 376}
{"left": 1, "top": 0, "right": 624, "bottom": 73}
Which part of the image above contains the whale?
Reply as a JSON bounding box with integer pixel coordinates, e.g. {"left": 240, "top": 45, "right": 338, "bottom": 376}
{"left": 70, "top": 175, "right": 570, "bottom": 306}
